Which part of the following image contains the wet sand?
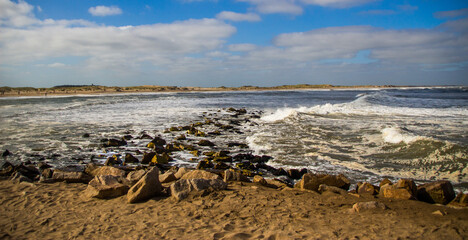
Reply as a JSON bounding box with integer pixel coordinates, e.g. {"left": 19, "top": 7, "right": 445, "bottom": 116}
{"left": 1, "top": 180, "right": 467, "bottom": 239}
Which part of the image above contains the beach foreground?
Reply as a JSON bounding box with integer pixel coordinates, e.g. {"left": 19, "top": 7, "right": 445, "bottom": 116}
{"left": 1, "top": 179, "right": 467, "bottom": 240}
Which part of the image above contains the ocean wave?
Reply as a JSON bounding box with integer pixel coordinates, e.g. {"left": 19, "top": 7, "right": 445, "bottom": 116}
{"left": 380, "top": 127, "right": 425, "bottom": 144}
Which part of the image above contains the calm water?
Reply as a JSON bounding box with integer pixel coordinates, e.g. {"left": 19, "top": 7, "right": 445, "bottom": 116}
{"left": 1, "top": 87, "right": 467, "bottom": 189}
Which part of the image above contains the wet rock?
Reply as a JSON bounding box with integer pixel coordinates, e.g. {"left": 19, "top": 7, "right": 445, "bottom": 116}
{"left": 213, "top": 156, "right": 232, "bottom": 163}
{"left": 126, "top": 169, "right": 147, "bottom": 186}
{"left": 227, "top": 142, "right": 248, "bottom": 148}
{"left": 124, "top": 153, "right": 139, "bottom": 164}
{"left": 0, "top": 161, "right": 15, "bottom": 176}
{"left": 150, "top": 153, "right": 172, "bottom": 165}
{"left": 416, "top": 181, "right": 456, "bottom": 205}
{"left": 287, "top": 169, "right": 302, "bottom": 180}
{"left": 357, "top": 182, "right": 379, "bottom": 195}
{"left": 318, "top": 184, "right": 348, "bottom": 195}
{"left": 379, "top": 178, "right": 393, "bottom": 187}
{"left": 159, "top": 171, "right": 177, "bottom": 183}
{"left": 448, "top": 192, "right": 468, "bottom": 207}
{"left": 213, "top": 162, "right": 230, "bottom": 170}
{"left": 174, "top": 167, "right": 191, "bottom": 179}
{"left": 196, "top": 159, "right": 214, "bottom": 170}
{"left": 82, "top": 133, "right": 90, "bottom": 138}
{"left": 103, "top": 138, "right": 127, "bottom": 147}
{"left": 180, "top": 170, "right": 222, "bottom": 180}
{"left": 169, "top": 127, "right": 180, "bottom": 131}
{"left": 52, "top": 169, "right": 92, "bottom": 183}
{"left": 2, "top": 149, "right": 11, "bottom": 157}
{"left": 224, "top": 170, "right": 250, "bottom": 182}
{"left": 37, "top": 162, "right": 52, "bottom": 170}
{"left": 141, "top": 152, "right": 156, "bottom": 164}
{"left": 378, "top": 184, "right": 415, "bottom": 200}
{"left": 16, "top": 164, "right": 40, "bottom": 180}
{"left": 150, "top": 136, "right": 166, "bottom": 147}
{"left": 294, "top": 173, "right": 351, "bottom": 192}
{"left": 84, "top": 175, "right": 129, "bottom": 199}
{"left": 122, "top": 135, "right": 133, "bottom": 140}
{"left": 127, "top": 167, "right": 163, "bottom": 203}
{"left": 352, "top": 201, "right": 387, "bottom": 213}
{"left": 105, "top": 155, "right": 122, "bottom": 166}
{"left": 175, "top": 134, "right": 187, "bottom": 140}
{"left": 170, "top": 178, "right": 227, "bottom": 201}
{"left": 198, "top": 140, "right": 215, "bottom": 147}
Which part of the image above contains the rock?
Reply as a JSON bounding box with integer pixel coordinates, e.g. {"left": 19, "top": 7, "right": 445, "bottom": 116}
{"left": 294, "top": 173, "right": 351, "bottom": 192}
{"left": 174, "top": 167, "right": 190, "bottom": 179}
{"left": 141, "top": 152, "right": 156, "bottom": 164}
{"left": 16, "top": 164, "right": 40, "bottom": 180}
{"left": 105, "top": 155, "right": 121, "bottom": 166}
{"left": 287, "top": 169, "right": 302, "bottom": 180}
{"left": 124, "top": 153, "right": 139, "bottom": 164}
{"left": 318, "top": 184, "right": 348, "bottom": 195}
{"left": 92, "top": 166, "right": 126, "bottom": 178}
{"left": 181, "top": 170, "right": 221, "bottom": 180}
{"left": 2, "top": 150, "right": 12, "bottom": 157}
{"left": 126, "top": 169, "right": 147, "bottom": 186}
{"left": 170, "top": 178, "right": 227, "bottom": 200}
{"left": 224, "top": 170, "right": 250, "bottom": 182}
{"left": 10, "top": 172, "right": 32, "bottom": 183}
{"left": 0, "top": 161, "right": 15, "bottom": 176}
{"left": 52, "top": 169, "right": 92, "bottom": 183}
{"left": 395, "top": 179, "right": 417, "bottom": 196}
{"left": 150, "top": 136, "right": 166, "bottom": 146}
{"left": 266, "top": 179, "right": 289, "bottom": 189}
{"left": 380, "top": 178, "right": 393, "bottom": 187}
{"left": 82, "top": 133, "right": 90, "bottom": 138}
{"left": 213, "top": 151, "right": 230, "bottom": 158}
{"left": 416, "top": 181, "right": 456, "bottom": 205}
{"left": 357, "top": 182, "right": 379, "bottom": 195}
{"left": 151, "top": 153, "right": 172, "bottom": 165}
{"left": 213, "top": 162, "right": 230, "bottom": 170}
{"left": 448, "top": 192, "right": 468, "bottom": 207}
{"left": 198, "top": 140, "right": 215, "bottom": 147}
{"left": 37, "top": 162, "right": 52, "bottom": 170}
{"left": 84, "top": 175, "right": 129, "bottom": 199}
{"left": 127, "top": 167, "right": 163, "bottom": 203}
{"left": 253, "top": 175, "right": 268, "bottom": 186}
{"left": 41, "top": 168, "right": 54, "bottom": 179}
{"left": 103, "top": 138, "right": 127, "bottom": 147}
{"left": 175, "top": 134, "right": 187, "bottom": 140}
{"left": 352, "top": 201, "right": 387, "bottom": 213}
{"left": 196, "top": 159, "right": 213, "bottom": 170}
{"left": 432, "top": 210, "right": 447, "bottom": 216}
{"left": 378, "top": 184, "right": 415, "bottom": 200}
{"left": 159, "top": 171, "right": 177, "bottom": 183}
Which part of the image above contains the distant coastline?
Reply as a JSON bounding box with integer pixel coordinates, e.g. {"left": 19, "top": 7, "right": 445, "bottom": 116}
{"left": 0, "top": 84, "right": 461, "bottom": 98}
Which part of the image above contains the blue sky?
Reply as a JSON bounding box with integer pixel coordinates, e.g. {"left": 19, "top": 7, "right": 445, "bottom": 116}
{"left": 0, "top": 0, "right": 467, "bottom": 87}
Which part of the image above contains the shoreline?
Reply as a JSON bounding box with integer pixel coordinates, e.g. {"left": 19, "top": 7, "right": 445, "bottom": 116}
{"left": 0, "top": 84, "right": 464, "bottom": 98}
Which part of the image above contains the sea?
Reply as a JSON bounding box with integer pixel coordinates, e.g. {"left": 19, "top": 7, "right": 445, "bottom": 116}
{"left": 1, "top": 87, "right": 467, "bottom": 190}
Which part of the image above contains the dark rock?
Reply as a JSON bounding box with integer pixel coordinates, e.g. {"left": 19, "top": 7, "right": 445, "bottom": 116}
{"left": 2, "top": 150, "right": 11, "bottom": 157}
{"left": 150, "top": 153, "right": 172, "bottom": 165}
{"left": 10, "top": 172, "right": 32, "bottom": 183}
{"left": 214, "top": 162, "right": 230, "bottom": 170}
{"left": 16, "top": 164, "right": 40, "bottom": 180}
{"left": 227, "top": 142, "right": 248, "bottom": 148}
{"left": 287, "top": 169, "right": 302, "bottom": 180}
{"left": 82, "top": 133, "right": 90, "bottom": 138}
{"left": 84, "top": 175, "right": 129, "bottom": 199}
{"left": 103, "top": 138, "right": 127, "bottom": 147}
{"left": 124, "top": 153, "right": 139, "bottom": 164}
{"left": 105, "top": 155, "right": 122, "bottom": 166}
{"left": 196, "top": 159, "right": 213, "bottom": 170}
{"left": 139, "top": 133, "right": 153, "bottom": 139}
{"left": 127, "top": 167, "right": 163, "bottom": 203}
{"left": 37, "top": 162, "right": 52, "bottom": 170}
{"left": 198, "top": 140, "right": 215, "bottom": 147}
{"left": 0, "top": 161, "right": 15, "bottom": 176}
{"left": 150, "top": 136, "right": 166, "bottom": 146}
{"left": 170, "top": 178, "right": 227, "bottom": 200}
{"left": 122, "top": 135, "right": 133, "bottom": 140}
{"left": 141, "top": 152, "right": 156, "bottom": 164}
{"left": 416, "top": 181, "right": 456, "bottom": 205}
{"left": 294, "top": 173, "right": 351, "bottom": 192}
{"left": 175, "top": 134, "right": 187, "bottom": 140}
{"left": 224, "top": 170, "right": 250, "bottom": 182}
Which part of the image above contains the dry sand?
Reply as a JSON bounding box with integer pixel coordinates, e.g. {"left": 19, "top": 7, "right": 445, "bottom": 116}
{"left": 1, "top": 180, "right": 467, "bottom": 240}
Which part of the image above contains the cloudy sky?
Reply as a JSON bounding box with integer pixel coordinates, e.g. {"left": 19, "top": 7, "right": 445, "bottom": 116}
{"left": 0, "top": 0, "right": 467, "bottom": 87}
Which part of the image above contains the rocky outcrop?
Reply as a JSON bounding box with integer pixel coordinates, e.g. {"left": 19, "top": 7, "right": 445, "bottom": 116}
{"left": 170, "top": 178, "right": 227, "bottom": 201}
{"left": 84, "top": 175, "right": 129, "bottom": 199}
{"left": 294, "top": 173, "right": 350, "bottom": 192}
{"left": 180, "top": 170, "right": 221, "bottom": 180}
{"left": 416, "top": 181, "right": 455, "bottom": 205}
{"left": 127, "top": 167, "right": 163, "bottom": 203}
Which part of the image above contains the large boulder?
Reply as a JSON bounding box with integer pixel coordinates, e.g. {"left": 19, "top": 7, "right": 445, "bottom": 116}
{"left": 127, "top": 167, "right": 163, "bottom": 203}
{"left": 294, "top": 173, "right": 350, "bottom": 192}
{"left": 52, "top": 169, "right": 92, "bottom": 183}
{"left": 224, "top": 170, "right": 250, "bottom": 182}
{"left": 180, "top": 170, "right": 221, "bottom": 180}
{"left": 141, "top": 152, "right": 156, "bottom": 164}
{"left": 379, "top": 184, "right": 415, "bottom": 200}
{"left": 126, "top": 169, "right": 147, "bottom": 186}
{"left": 159, "top": 171, "right": 177, "bottom": 183}
{"left": 84, "top": 175, "right": 129, "bottom": 199}
{"left": 124, "top": 153, "right": 139, "bottom": 164}
{"left": 395, "top": 179, "right": 417, "bottom": 196}
{"left": 174, "top": 167, "right": 190, "bottom": 179}
{"left": 416, "top": 181, "right": 456, "bottom": 205}
{"left": 170, "top": 179, "right": 227, "bottom": 201}
{"left": 357, "top": 182, "right": 379, "bottom": 195}
{"left": 91, "top": 166, "right": 126, "bottom": 178}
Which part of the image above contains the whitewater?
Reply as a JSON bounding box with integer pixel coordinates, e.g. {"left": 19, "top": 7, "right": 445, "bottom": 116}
{"left": 1, "top": 87, "right": 467, "bottom": 189}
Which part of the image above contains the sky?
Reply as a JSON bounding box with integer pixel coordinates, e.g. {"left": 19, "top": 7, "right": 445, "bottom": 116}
{"left": 0, "top": 0, "right": 467, "bottom": 87}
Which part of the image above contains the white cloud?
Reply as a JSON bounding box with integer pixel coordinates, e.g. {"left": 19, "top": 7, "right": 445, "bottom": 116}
{"left": 0, "top": 0, "right": 38, "bottom": 26}
{"left": 300, "top": 0, "right": 376, "bottom": 8}
{"left": 434, "top": 8, "right": 468, "bottom": 19}
{"left": 48, "top": 62, "right": 66, "bottom": 68}
{"left": 228, "top": 43, "right": 257, "bottom": 52}
{"left": 88, "top": 6, "right": 122, "bottom": 17}
{"left": 238, "top": 0, "right": 303, "bottom": 15}
{"left": 216, "top": 11, "right": 261, "bottom": 22}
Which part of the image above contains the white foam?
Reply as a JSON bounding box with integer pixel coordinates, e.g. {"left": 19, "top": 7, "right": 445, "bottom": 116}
{"left": 246, "top": 135, "right": 271, "bottom": 154}
{"left": 381, "top": 127, "right": 421, "bottom": 144}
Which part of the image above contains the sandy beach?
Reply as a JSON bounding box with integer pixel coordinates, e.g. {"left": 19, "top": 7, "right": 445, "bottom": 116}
{"left": 1, "top": 178, "right": 467, "bottom": 240}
